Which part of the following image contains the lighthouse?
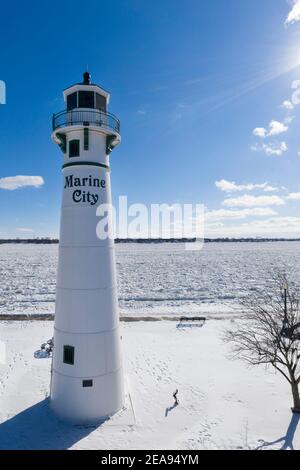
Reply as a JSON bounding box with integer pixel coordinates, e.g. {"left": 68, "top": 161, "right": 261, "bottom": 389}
{"left": 50, "top": 72, "right": 124, "bottom": 423}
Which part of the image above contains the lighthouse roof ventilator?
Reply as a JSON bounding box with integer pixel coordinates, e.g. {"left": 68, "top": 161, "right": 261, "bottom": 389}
{"left": 50, "top": 72, "right": 124, "bottom": 423}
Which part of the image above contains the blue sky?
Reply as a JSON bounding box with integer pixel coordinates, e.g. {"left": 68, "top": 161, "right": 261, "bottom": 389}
{"left": 2, "top": 0, "right": 300, "bottom": 237}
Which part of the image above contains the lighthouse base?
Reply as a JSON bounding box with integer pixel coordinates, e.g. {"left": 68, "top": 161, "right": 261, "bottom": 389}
{"left": 50, "top": 367, "right": 124, "bottom": 424}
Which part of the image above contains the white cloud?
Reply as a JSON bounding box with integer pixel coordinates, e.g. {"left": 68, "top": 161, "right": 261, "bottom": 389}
{"left": 253, "top": 120, "right": 288, "bottom": 138}
{"left": 286, "top": 192, "right": 300, "bottom": 200}
{"left": 205, "top": 216, "right": 300, "bottom": 238}
{"left": 286, "top": 0, "right": 300, "bottom": 25}
{"left": 263, "top": 142, "right": 288, "bottom": 156}
{"left": 205, "top": 207, "right": 278, "bottom": 221}
{"left": 263, "top": 185, "right": 281, "bottom": 192}
{"left": 222, "top": 194, "right": 285, "bottom": 208}
{"left": 281, "top": 99, "right": 294, "bottom": 110}
{"left": 0, "top": 175, "right": 44, "bottom": 191}
{"left": 253, "top": 127, "right": 267, "bottom": 138}
{"left": 16, "top": 228, "right": 34, "bottom": 233}
{"left": 215, "top": 179, "right": 278, "bottom": 193}
{"left": 268, "top": 120, "right": 289, "bottom": 136}
{"left": 252, "top": 141, "right": 288, "bottom": 156}
{"left": 284, "top": 116, "right": 294, "bottom": 124}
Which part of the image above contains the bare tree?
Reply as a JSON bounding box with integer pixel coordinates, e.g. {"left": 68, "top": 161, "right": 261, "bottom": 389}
{"left": 225, "top": 273, "right": 300, "bottom": 413}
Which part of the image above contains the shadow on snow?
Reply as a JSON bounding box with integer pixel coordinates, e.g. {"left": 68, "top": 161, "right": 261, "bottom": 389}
{"left": 255, "top": 413, "right": 300, "bottom": 450}
{"left": 0, "top": 398, "right": 104, "bottom": 450}
{"left": 165, "top": 403, "right": 178, "bottom": 417}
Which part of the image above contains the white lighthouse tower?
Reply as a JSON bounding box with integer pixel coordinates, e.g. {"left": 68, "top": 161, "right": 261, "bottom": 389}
{"left": 50, "top": 71, "right": 124, "bottom": 423}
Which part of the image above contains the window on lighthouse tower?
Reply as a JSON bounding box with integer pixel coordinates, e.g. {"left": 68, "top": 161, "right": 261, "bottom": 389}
{"left": 63, "top": 345, "right": 75, "bottom": 365}
{"left": 78, "top": 90, "right": 94, "bottom": 108}
{"left": 82, "top": 379, "right": 93, "bottom": 387}
{"left": 96, "top": 93, "right": 106, "bottom": 112}
{"left": 67, "top": 92, "right": 77, "bottom": 110}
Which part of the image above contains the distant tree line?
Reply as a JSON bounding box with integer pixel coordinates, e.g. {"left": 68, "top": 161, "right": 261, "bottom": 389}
{"left": 0, "top": 238, "right": 59, "bottom": 244}
{"left": 1, "top": 237, "right": 300, "bottom": 245}
{"left": 114, "top": 238, "right": 300, "bottom": 244}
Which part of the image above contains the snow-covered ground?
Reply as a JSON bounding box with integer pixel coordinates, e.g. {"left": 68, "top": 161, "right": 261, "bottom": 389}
{"left": 2, "top": 242, "right": 300, "bottom": 317}
{"left": 0, "top": 319, "right": 299, "bottom": 450}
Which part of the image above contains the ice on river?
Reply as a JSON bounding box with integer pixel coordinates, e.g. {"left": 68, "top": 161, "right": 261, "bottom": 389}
{"left": 1, "top": 242, "right": 300, "bottom": 317}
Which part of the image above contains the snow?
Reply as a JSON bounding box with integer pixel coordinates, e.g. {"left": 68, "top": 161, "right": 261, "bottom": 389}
{"left": 0, "top": 318, "right": 299, "bottom": 450}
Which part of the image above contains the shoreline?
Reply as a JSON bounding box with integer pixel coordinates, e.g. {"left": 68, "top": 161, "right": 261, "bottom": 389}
{"left": 0, "top": 312, "right": 244, "bottom": 322}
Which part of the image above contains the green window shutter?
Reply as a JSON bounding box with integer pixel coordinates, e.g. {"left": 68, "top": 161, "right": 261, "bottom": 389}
{"left": 84, "top": 128, "right": 89, "bottom": 151}
{"left": 106, "top": 135, "right": 115, "bottom": 154}
{"left": 69, "top": 139, "right": 80, "bottom": 158}
{"left": 57, "top": 133, "right": 66, "bottom": 154}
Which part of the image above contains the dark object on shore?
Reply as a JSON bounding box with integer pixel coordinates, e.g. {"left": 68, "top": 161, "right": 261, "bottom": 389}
{"left": 34, "top": 337, "right": 54, "bottom": 359}
{"left": 180, "top": 316, "right": 206, "bottom": 323}
{"left": 177, "top": 316, "right": 206, "bottom": 329}
{"left": 40, "top": 338, "right": 54, "bottom": 356}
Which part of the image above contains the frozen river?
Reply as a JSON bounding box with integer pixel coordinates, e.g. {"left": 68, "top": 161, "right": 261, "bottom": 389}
{"left": 1, "top": 242, "right": 300, "bottom": 317}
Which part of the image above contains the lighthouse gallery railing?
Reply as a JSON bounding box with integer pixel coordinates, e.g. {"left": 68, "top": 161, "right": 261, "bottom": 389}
{"left": 52, "top": 109, "right": 120, "bottom": 134}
